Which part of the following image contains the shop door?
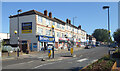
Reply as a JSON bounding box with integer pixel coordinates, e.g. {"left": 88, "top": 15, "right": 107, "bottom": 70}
{"left": 22, "top": 41, "right": 27, "bottom": 53}
{"left": 44, "top": 42, "right": 47, "bottom": 50}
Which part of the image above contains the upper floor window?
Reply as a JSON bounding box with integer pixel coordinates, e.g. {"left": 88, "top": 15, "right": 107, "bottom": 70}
{"left": 46, "top": 29, "right": 50, "bottom": 36}
{"left": 52, "top": 22, "right": 55, "bottom": 25}
{"left": 62, "top": 26, "right": 64, "bottom": 30}
{"left": 57, "top": 23, "right": 60, "bottom": 28}
{"left": 37, "top": 27, "right": 43, "bottom": 35}
{"left": 72, "top": 28, "right": 74, "bottom": 31}
{"left": 62, "top": 33, "right": 64, "bottom": 38}
{"left": 57, "top": 32, "right": 61, "bottom": 37}
{"left": 46, "top": 19, "right": 50, "bottom": 26}
{"left": 66, "top": 25, "right": 68, "bottom": 29}
{"left": 38, "top": 16, "right": 42, "bottom": 23}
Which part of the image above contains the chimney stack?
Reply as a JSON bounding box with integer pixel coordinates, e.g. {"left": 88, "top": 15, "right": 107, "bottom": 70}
{"left": 49, "top": 12, "right": 52, "bottom": 18}
{"left": 69, "top": 20, "right": 71, "bottom": 24}
{"left": 78, "top": 25, "right": 81, "bottom": 29}
{"left": 66, "top": 19, "right": 69, "bottom": 24}
{"left": 44, "top": 10, "right": 48, "bottom": 16}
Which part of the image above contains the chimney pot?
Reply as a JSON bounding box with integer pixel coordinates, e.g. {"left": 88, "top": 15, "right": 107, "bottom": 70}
{"left": 44, "top": 10, "right": 48, "bottom": 16}
{"left": 49, "top": 12, "right": 52, "bottom": 18}
{"left": 69, "top": 20, "right": 71, "bottom": 24}
{"left": 66, "top": 19, "right": 69, "bottom": 24}
{"left": 78, "top": 25, "right": 81, "bottom": 29}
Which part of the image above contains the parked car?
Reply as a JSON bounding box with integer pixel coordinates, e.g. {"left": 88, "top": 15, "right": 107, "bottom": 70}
{"left": 85, "top": 45, "right": 91, "bottom": 49}
{"left": 2, "top": 45, "right": 20, "bottom": 52}
{"left": 96, "top": 42, "right": 100, "bottom": 46}
{"left": 109, "top": 43, "right": 118, "bottom": 48}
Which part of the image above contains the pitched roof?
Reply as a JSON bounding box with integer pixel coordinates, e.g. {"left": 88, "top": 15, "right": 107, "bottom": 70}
{"left": 9, "top": 10, "right": 63, "bottom": 24}
{"left": 9, "top": 9, "right": 86, "bottom": 32}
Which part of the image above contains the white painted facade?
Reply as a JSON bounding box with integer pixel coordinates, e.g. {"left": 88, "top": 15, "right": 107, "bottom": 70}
{"left": 0, "top": 33, "right": 10, "bottom": 42}
{"left": 10, "top": 10, "right": 87, "bottom": 51}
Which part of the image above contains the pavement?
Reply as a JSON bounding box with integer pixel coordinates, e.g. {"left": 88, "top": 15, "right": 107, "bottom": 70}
{"left": 2, "top": 46, "right": 110, "bottom": 70}
{"left": 2, "top": 46, "right": 84, "bottom": 61}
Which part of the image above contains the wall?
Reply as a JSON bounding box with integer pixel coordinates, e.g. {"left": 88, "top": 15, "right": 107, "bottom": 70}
{"left": 10, "top": 14, "right": 37, "bottom": 51}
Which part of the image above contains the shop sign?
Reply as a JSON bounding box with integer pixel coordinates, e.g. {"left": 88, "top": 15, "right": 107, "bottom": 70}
{"left": 59, "top": 38, "right": 68, "bottom": 41}
{"left": 39, "top": 35, "right": 55, "bottom": 42}
{"left": 22, "top": 22, "right": 32, "bottom": 33}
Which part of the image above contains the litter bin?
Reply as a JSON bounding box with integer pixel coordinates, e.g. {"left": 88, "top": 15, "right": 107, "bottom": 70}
{"left": 26, "top": 50, "right": 29, "bottom": 54}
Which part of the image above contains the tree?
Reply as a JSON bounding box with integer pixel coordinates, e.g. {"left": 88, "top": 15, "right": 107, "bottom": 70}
{"left": 113, "top": 29, "right": 120, "bottom": 47}
{"left": 92, "top": 29, "right": 110, "bottom": 42}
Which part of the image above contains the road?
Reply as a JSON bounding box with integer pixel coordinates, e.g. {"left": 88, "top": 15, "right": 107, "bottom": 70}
{"left": 2, "top": 46, "right": 111, "bottom": 70}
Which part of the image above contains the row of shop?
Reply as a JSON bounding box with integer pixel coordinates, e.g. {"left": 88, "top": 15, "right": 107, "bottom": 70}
{"left": 36, "top": 35, "right": 85, "bottom": 51}
{"left": 19, "top": 35, "right": 86, "bottom": 53}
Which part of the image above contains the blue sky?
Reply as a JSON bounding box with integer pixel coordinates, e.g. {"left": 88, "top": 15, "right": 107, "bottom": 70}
{"left": 2, "top": 2, "right": 118, "bottom": 37}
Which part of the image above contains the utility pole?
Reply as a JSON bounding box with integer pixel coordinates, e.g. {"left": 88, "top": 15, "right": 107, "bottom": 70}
{"left": 17, "top": 9, "right": 22, "bottom": 57}
{"left": 52, "top": 25, "right": 55, "bottom": 58}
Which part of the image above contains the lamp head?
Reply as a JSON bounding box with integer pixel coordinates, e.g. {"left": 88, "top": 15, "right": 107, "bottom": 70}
{"left": 103, "top": 6, "right": 109, "bottom": 9}
{"left": 52, "top": 25, "right": 54, "bottom": 29}
{"left": 14, "top": 30, "right": 17, "bottom": 34}
{"left": 17, "top": 9, "right": 22, "bottom": 12}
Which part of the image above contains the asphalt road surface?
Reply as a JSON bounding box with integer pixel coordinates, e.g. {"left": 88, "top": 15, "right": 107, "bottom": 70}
{"left": 2, "top": 46, "right": 111, "bottom": 70}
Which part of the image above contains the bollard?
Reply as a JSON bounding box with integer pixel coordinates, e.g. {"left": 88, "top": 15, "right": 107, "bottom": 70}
{"left": 17, "top": 49, "right": 19, "bottom": 57}
{"left": 70, "top": 48, "right": 73, "bottom": 55}
{"left": 8, "top": 52, "right": 9, "bottom": 56}
{"left": 48, "top": 49, "right": 51, "bottom": 58}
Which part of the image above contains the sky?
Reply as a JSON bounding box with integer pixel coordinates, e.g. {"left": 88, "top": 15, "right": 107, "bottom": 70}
{"left": 1, "top": 2, "right": 118, "bottom": 38}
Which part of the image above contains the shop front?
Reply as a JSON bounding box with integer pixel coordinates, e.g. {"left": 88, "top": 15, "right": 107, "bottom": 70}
{"left": 58, "top": 38, "right": 68, "bottom": 49}
{"left": 38, "top": 35, "right": 55, "bottom": 51}
{"left": 76, "top": 39, "right": 81, "bottom": 47}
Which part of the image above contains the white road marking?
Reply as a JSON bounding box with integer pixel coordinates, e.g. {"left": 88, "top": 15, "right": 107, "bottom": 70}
{"left": 19, "top": 62, "right": 25, "bottom": 64}
{"left": 77, "top": 58, "right": 88, "bottom": 62}
{"left": 33, "top": 62, "right": 56, "bottom": 69}
{"left": 27, "top": 61, "right": 34, "bottom": 63}
{"left": 38, "top": 57, "right": 43, "bottom": 58}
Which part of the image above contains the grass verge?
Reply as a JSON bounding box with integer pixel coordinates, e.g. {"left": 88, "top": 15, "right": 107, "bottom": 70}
{"left": 81, "top": 55, "right": 115, "bottom": 71}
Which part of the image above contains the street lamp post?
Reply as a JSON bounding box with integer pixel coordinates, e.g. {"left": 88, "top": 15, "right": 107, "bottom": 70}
{"left": 103, "top": 6, "right": 110, "bottom": 46}
{"left": 52, "top": 25, "right": 55, "bottom": 58}
{"left": 17, "top": 9, "right": 22, "bottom": 57}
{"left": 73, "top": 17, "right": 77, "bottom": 48}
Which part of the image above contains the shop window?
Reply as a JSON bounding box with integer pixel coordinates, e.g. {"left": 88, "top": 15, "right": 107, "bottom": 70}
{"left": 33, "top": 43, "right": 37, "bottom": 48}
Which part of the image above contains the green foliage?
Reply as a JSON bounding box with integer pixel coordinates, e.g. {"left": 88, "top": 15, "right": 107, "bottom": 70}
{"left": 113, "top": 29, "right": 120, "bottom": 45}
{"left": 92, "top": 29, "right": 111, "bottom": 42}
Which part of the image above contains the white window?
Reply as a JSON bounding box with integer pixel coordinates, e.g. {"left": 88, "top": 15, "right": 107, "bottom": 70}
{"left": 38, "top": 16, "right": 42, "bottom": 23}
{"left": 57, "top": 32, "right": 61, "bottom": 37}
{"left": 52, "top": 22, "right": 55, "bottom": 25}
{"left": 62, "top": 26, "right": 64, "bottom": 30}
{"left": 46, "top": 19, "right": 49, "bottom": 26}
{"left": 46, "top": 29, "right": 50, "bottom": 36}
{"left": 62, "top": 33, "right": 64, "bottom": 38}
{"left": 72, "top": 28, "right": 74, "bottom": 31}
{"left": 66, "top": 33, "right": 68, "bottom": 37}
{"left": 57, "top": 32, "right": 59, "bottom": 37}
{"left": 37, "top": 27, "right": 43, "bottom": 35}
{"left": 57, "top": 23, "right": 60, "bottom": 28}
{"left": 66, "top": 25, "right": 68, "bottom": 29}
